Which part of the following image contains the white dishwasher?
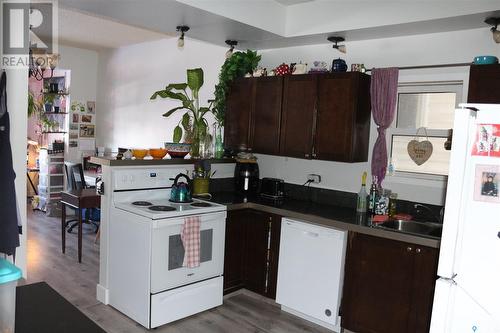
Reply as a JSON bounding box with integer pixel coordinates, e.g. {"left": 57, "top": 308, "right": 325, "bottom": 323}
{"left": 276, "top": 218, "right": 347, "bottom": 332}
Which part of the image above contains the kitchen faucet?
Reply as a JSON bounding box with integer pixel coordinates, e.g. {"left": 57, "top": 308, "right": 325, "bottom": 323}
{"left": 413, "top": 204, "right": 443, "bottom": 223}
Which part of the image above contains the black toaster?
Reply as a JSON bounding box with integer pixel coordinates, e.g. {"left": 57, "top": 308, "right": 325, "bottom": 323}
{"left": 260, "top": 178, "right": 285, "bottom": 199}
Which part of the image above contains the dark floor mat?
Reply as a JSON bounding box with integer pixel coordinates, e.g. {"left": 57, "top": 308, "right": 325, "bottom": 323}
{"left": 15, "top": 282, "right": 106, "bottom": 333}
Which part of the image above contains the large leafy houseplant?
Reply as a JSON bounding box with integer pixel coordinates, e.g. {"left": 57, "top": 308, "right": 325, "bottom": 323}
{"left": 151, "top": 68, "right": 212, "bottom": 158}
{"left": 212, "top": 50, "right": 261, "bottom": 125}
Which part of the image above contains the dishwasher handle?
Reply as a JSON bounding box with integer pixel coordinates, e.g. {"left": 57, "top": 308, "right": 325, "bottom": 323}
{"left": 284, "top": 219, "right": 344, "bottom": 240}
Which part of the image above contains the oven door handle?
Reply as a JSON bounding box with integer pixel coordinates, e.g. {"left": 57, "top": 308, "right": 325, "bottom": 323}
{"left": 152, "top": 211, "right": 227, "bottom": 229}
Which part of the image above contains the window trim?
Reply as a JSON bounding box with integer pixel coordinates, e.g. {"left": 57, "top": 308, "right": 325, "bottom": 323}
{"left": 387, "top": 80, "right": 463, "bottom": 178}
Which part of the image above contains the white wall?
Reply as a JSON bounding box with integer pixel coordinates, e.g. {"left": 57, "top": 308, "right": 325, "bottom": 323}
{"left": 96, "top": 37, "right": 226, "bottom": 150}
{"left": 58, "top": 45, "right": 98, "bottom": 162}
{"left": 257, "top": 27, "right": 500, "bottom": 205}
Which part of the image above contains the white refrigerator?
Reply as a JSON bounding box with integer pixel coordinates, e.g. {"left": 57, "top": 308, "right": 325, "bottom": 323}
{"left": 430, "top": 104, "right": 500, "bottom": 333}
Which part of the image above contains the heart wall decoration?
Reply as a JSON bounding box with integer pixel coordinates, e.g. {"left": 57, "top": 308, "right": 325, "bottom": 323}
{"left": 407, "top": 127, "right": 434, "bottom": 166}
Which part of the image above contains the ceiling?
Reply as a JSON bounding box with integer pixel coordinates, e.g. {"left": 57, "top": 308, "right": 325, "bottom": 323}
{"left": 273, "top": 0, "right": 313, "bottom": 6}
{"left": 57, "top": 8, "right": 172, "bottom": 50}
{"left": 57, "top": 0, "right": 500, "bottom": 50}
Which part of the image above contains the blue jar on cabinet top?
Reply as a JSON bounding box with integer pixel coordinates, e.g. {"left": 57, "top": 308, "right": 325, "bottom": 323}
{"left": 332, "top": 58, "right": 348, "bottom": 72}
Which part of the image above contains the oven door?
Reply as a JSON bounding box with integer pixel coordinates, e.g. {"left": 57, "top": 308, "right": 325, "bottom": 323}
{"left": 150, "top": 211, "right": 226, "bottom": 294}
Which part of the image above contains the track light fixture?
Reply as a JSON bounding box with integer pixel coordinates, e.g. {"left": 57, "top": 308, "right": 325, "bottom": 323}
{"left": 485, "top": 17, "right": 500, "bottom": 43}
{"left": 176, "top": 25, "right": 190, "bottom": 49}
{"left": 327, "top": 36, "right": 346, "bottom": 54}
{"left": 225, "top": 40, "right": 238, "bottom": 58}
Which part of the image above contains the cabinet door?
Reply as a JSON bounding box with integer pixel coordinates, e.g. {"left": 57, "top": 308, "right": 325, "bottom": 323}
{"left": 280, "top": 75, "right": 317, "bottom": 159}
{"left": 342, "top": 233, "right": 416, "bottom": 333}
{"left": 223, "top": 210, "right": 246, "bottom": 294}
{"left": 468, "top": 65, "right": 500, "bottom": 103}
{"left": 266, "top": 214, "right": 281, "bottom": 299}
{"left": 409, "top": 245, "right": 439, "bottom": 333}
{"left": 242, "top": 210, "right": 270, "bottom": 295}
{"left": 315, "top": 73, "right": 371, "bottom": 162}
{"left": 250, "top": 77, "right": 283, "bottom": 155}
{"left": 224, "top": 78, "right": 255, "bottom": 151}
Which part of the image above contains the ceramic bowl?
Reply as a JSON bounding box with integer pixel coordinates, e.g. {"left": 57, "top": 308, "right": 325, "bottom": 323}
{"left": 149, "top": 148, "right": 168, "bottom": 160}
{"left": 164, "top": 142, "right": 191, "bottom": 159}
{"left": 473, "top": 56, "right": 499, "bottom": 65}
{"left": 132, "top": 149, "right": 148, "bottom": 160}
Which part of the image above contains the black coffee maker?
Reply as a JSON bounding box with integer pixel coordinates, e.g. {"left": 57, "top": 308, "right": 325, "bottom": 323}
{"left": 235, "top": 161, "right": 259, "bottom": 195}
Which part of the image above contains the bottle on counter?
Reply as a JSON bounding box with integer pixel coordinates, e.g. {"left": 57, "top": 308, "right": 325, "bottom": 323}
{"left": 356, "top": 172, "right": 368, "bottom": 213}
{"left": 368, "top": 176, "right": 379, "bottom": 215}
{"left": 389, "top": 192, "right": 398, "bottom": 218}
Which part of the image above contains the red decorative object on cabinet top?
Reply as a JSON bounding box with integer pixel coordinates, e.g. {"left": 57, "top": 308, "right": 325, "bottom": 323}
{"left": 275, "top": 63, "right": 290, "bottom": 76}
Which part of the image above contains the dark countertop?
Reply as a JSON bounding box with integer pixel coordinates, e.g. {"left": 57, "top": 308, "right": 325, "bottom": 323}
{"left": 207, "top": 191, "right": 441, "bottom": 248}
{"left": 90, "top": 156, "right": 235, "bottom": 166}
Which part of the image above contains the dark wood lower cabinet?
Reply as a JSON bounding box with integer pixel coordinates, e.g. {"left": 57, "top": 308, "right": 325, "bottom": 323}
{"left": 341, "top": 232, "right": 438, "bottom": 333}
{"left": 223, "top": 209, "right": 281, "bottom": 299}
{"left": 223, "top": 210, "right": 246, "bottom": 294}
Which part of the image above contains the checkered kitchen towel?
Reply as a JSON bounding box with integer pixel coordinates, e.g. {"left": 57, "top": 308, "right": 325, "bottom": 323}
{"left": 181, "top": 216, "right": 201, "bottom": 268}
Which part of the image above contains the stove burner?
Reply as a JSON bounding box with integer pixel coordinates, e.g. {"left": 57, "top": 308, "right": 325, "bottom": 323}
{"left": 191, "top": 202, "right": 212, "bottom": 208}
{"left": 148, "top": 205, "right": 176, "bottom": 212}
{"left": 132, "top": 201, "right": 153, "bottom": 206}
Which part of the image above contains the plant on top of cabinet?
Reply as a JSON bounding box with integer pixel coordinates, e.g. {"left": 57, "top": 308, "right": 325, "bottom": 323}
{"left": 151, "top": 68, "right": 213, "bottom": 158}
{"left": 212, "top": 50, "right": 261, "bottom": 125}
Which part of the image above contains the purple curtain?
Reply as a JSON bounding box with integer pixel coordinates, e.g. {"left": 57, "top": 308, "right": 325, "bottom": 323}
{"left": 370, "top": 68, "right": 399, "bottom": 186}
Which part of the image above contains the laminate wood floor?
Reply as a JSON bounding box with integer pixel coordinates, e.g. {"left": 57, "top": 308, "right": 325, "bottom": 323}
{"left": 25, "top": 208, "right": 333, "bottom": 333}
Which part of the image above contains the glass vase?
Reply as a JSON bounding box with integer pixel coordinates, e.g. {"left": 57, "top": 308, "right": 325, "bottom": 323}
{"left": 190, "top": 126, "right": 202, "bottom": 159}
{"left": 214, "top": 124, "right": 224, "bottom": 159}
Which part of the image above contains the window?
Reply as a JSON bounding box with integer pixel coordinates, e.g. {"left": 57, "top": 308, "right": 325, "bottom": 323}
{"left": 389, "top": 81, "right": 463, "bottom": 177}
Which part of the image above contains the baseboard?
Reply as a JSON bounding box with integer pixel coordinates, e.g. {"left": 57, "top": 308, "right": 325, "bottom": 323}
{"left": 96, "top": 284, "right": 109, "bottom": 305}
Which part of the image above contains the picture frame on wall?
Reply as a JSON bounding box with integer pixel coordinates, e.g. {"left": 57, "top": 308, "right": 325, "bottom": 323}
{"left": 69, "top": 132, "right": 78, "bottom": 140}
{"left": 87, "top": 101, "right": 95, "bottom": 114}
{"left": 79, "top": 124, "right": 95, "bottom": 138}
{"left": 69, "top": 123, "right": 78, "bottom": 130}
{"left": 81, "top": 115, "right": 92, "bottom": 123}
{"left": 474, "top": 164, "right": 500, "bottom": 203}
{"left": 72, "top": 113, "right": 79, "bottom": 123}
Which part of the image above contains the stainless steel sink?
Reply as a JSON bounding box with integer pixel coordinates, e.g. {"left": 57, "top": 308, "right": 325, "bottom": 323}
{"left": 374, "top": 220, "right": 443, "bottom": 239}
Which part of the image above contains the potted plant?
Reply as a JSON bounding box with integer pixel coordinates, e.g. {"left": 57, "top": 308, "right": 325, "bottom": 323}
{"left": 28, "top": 91, "right": 43, "bottom": 118}
{"left": 211, "top": 50, "right": 261, "bottom": 157}
{"left": 43, "top": 93, "right": 56, "bottom": 113}
{"left": 151, "top": 68, "right": 213, "bottom": 159}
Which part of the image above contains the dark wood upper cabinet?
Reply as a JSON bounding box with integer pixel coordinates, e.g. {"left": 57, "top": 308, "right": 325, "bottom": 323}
{"left": 224, "top": 72, "right": 371, "bottom": 162}
{"left": 280, "top": 75, "right": 318, "bottom": 159}
{"left": 224, "top": 78, "right": 255, "bottom": 151}
{"left": 250, "top": 77, "right": 283, "bottom": 155}
{"left": 315, "top": 73, "right": 371, "bottom": 162}
{"left": 341, "top": 233, "right": 438, "bottom": 333}
{"left": 468, "top": 64, "right": 500, "bottom": 104}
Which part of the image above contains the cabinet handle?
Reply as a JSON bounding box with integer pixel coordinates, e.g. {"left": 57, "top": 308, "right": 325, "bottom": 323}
{"left": 415, "top": 248, "right": 421, "bottom": 254}
{"left": 406, "top": 246, "right": 413, "bottom": 252}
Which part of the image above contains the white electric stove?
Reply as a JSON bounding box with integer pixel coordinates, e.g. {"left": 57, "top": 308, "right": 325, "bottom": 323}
{"left": 107, "top": 168, "right": 227, "bottom": 329}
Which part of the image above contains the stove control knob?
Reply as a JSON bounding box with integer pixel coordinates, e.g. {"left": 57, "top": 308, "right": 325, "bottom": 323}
{"left": 122, "top": 175, "right": 128, "bottom": 183}
{"left": 129, "top": 175, "right": 135, "bottom": 183}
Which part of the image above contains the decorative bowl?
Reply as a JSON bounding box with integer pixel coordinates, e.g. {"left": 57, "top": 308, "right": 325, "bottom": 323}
{"left": 149, "top": 148, "right": 168, "bottom": 160}
{"left": 473, "top": 56, "right": 499, "bottom": 65}
{"left": 132, "top": 149, "right": 148, "bottom": 160}
{"left": 164, "top": 142, "right": 191, "bottom": 159}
